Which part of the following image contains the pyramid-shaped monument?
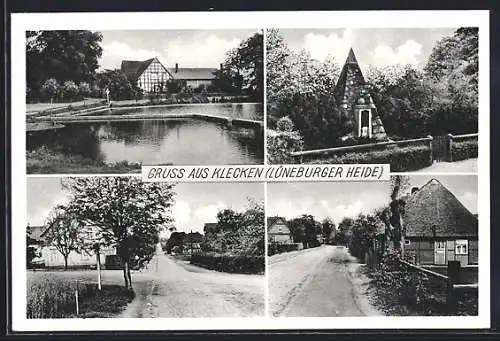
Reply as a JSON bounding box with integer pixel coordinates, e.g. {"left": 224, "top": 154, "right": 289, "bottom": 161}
{"left": 333, "top": 48, "right": 387, "bottom": 141}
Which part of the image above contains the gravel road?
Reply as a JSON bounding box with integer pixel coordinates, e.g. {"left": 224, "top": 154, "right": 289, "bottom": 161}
{"left": 120, "top": 245, "right": 265, "bottom": 318}
{"left": 269, "top": 245, "right": 381, "bottom": 317}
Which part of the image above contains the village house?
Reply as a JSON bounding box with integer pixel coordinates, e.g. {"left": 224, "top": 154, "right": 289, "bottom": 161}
{"left": 267, "top": 216, "right": 293, "bottom": 244}
{"left": 121, "top": 57, "right": 217, "bottom": 93}
{"left": 401, "top": 179, "right": 478, "bottom": 267}
{"left": 333, "top": 48, "right": 387, "bottom": 141}
{"left": 27, "top": 224, "right": 116, "bottom": 269}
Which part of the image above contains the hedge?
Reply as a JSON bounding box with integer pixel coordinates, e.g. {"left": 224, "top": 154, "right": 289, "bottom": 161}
{"left": 451, "top": 139, "right": 478, "bottom": 161}
{"left": 190, "top": 254, "right": 264, "bottom": 274}
{"left": 268, "top": 243, "right": 299, "bottom": 256}
{"left": 305, "top": 144, "right": 432, "bottom": 172}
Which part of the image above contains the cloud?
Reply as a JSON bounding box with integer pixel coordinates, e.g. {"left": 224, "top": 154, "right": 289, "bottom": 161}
{"left": 370, "top": 39, "right": 423, "bottom": 66}
{"left": 458, "top": 191, "right": 478, "bottom": 214}
{"left": 100, "top": 41, "right": 164, "bottom": 70}
{"left": 99, "top": 34, "right": 241, "bottom": 70}
{"left": 302, "top": 29, "right": 356, "bottom": 63}
{"left": 162, "top": 34, "right": 241, "bottom": 68}
{"left": 29, "top": 193, "right": 69, "bottom": 226}
{"left": 172, "top": 200, "right": 191, "bottom": 225}
{"left": 194, "top": 201, "right": 226, "bottom": 224}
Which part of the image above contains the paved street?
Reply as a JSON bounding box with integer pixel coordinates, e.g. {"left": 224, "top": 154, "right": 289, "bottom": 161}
{"left": 269, "top": 245, "right": 381, "bottom": 317}
{"left": 120, "top": 245, "right": 265, "bottom": 318}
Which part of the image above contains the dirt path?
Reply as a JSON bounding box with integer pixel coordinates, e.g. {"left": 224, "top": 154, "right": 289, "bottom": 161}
{"left": 414, "top": 158, "right": 477, "bottom": 173}
{"left": 269, "top": 245, "right": 381, "bottom": 317}
{"left": 120, "top": 245, "right": 264, "bottom": 318}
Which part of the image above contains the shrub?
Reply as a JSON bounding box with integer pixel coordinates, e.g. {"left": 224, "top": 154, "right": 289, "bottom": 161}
{"left": 78, "top": 82, "right": 91, "bottom": 97}
{"left": 268, "top": 243, "right": 299, "bottom": 256}
{"left": 62, "top": 80, "right": 80, "bottom": 101}
{"left": 267, "top": 117, "right": 304, "bottom": 164}
{"left": 190, "top": 254, "right": 265, "bottom": 274}
{"left": 41, "top": 78, "right": 60, "bottom": 102}
{"left": 307, "top": 144, "right": 431, "bottom": 172}
{"left": 452, "top": 138, "right": 478, "bottom": 161}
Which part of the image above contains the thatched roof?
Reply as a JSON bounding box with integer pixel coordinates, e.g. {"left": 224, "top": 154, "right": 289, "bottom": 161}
{"left": 266, "top": 216, "right": 286, "bottom": 230}
{"left": 403, "top": 179, "right": 478, "bottom": 238}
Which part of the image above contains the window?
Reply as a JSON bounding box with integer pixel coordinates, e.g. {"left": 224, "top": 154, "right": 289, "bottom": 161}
{"left": 455, "top": 240, "right": 468, "bottom": 255}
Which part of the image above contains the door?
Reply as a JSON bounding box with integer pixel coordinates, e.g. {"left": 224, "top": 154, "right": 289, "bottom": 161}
{"left": 360, "top": 110, "right": 370, "bottom": 137}
{"left": 432, "top": 135, "right": 450, "bottom": 162}
{"left": 434, "top": 240, "right": 446, "bottom": 265}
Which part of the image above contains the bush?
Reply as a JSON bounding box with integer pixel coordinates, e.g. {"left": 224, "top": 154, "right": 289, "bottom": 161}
{"left": 41, "top": 78, "right": 60, "bottom": 102}
{"left": 268, "top": 243, "right": 299, "bottom": 256}
{"left": 78, "top": 82, "right": 91, "bottom": 97}
{"left": 452, "top": 138, "right": 478, "bottom": 161}
{"left": 307, "top": 144, "right": 431, "bottom": 172}
{"left": 62, "top": 80, "right": 80, "bottom": 101}
{"left": 190, "top": 254, "right": 264, "bottom": 274}
{"left": 267, "top": 117, "right": 304, "bottom": 164}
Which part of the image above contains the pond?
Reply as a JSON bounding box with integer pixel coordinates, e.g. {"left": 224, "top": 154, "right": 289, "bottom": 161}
{"left": 26, "top": 104, "right": 264, "bottom": 168}
{"left": 97, "top": 102, "right": 263, "bottom": 120}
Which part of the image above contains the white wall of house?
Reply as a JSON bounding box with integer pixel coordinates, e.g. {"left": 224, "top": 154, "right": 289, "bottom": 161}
{"left": 137, "top": 58, "right": 172, "bottom": 93}
{"left": 41, "top": 246, "right": 116, "bottom": 268}
{"left": 269, "top": 234, "right": 293, "bottom": 244}
{"left": 186, "top": 79, "right": 214, "bottom": 88}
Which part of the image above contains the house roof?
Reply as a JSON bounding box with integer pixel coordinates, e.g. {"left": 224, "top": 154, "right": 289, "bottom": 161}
{"left": 403, "top": 178, "right": 478, "bottom": 238}
{"left": 121, "top": 59, "right": 156, "bottom": 80}
{"left": 203, "top": 223, "right": 218, "bottom": 233}
{"left": 27, "top": 225, "right": 45, "bottom": 242}
{"left": 267, "top": 216, "right": 286, "bottom": 229}
{"left": 166, "top": 67, "right": 217, "bottom": 80}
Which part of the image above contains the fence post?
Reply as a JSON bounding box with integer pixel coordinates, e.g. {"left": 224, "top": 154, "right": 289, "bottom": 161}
{"left": 447, "top": 134, "right": 454, "bottom": 162}
{"left": 446, "top": 260, "right": 460, "bottom": 314}
{"left": 75, "top": 280, "right": 80, "bottom": 316}
{"left": 427, "top": 135, "right": 433, "bottom": 165}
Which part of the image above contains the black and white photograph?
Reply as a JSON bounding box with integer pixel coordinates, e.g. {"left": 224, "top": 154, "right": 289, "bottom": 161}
{"left": 26, "top": 178, "right": 265, "bottom": 318}
{"left": 266, "top": 28, "right": 478, "bottom": 172}
{"left": 25, "top": 29, "right": 264, "bottom": 174}
{"left": 267, "top": 175, "right": 478, "bottom": 317}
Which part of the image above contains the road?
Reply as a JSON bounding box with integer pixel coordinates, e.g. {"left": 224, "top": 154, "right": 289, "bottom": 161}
{"left": 415, "top": 158, "right": 477, "bottom": 173}
{"left": 120, "top": 245, "right": 265, "bottom": 318}
{"left": 269, "top": 245, "right": 381, "bottom": 317}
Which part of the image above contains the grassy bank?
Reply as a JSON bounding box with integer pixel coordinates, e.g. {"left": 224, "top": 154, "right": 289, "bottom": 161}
{"left": 27, "top": 274, "right": 134, "bottom": 318}
{"left": 27, "top": 146, "right": 141, "bottom": 174}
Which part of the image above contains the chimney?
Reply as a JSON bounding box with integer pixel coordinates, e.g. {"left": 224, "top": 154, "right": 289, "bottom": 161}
{"left": 175, "top": 63, "right": 178, "bottom": 73}
{"left": 411, "top": 187, "right": 419, "bottom": 195}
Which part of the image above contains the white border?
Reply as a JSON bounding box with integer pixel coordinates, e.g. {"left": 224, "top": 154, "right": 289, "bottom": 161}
{"left": 11, "top": 10, "right": 490, "bottom": 331}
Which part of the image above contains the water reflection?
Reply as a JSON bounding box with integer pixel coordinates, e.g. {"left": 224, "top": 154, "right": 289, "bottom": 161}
{"left": 103, "top": 103, "right": 263, "bottom": 120}
{"left": 27, "top": 118, "right": 264, "bottom": 165}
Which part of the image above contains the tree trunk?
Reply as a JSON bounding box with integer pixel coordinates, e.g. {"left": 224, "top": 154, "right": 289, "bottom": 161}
{"left": 127, "top": 265, "right": 132, "bottom": 289}
{"left": 96, "top": 250, "right": 102, "bottom": 291}
{"left": 64, "top": 256, "right": 68, "bottom": 270}
{"left": 123, "top": 261, "right": 129, "bottom": 288}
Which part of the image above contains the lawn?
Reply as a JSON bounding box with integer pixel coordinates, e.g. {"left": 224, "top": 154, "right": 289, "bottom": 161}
{"left": 27, "top": 270, "right": 136, "bottom": 318}
{"left": 27, "top": 98, "right": 105, "bottom": 114}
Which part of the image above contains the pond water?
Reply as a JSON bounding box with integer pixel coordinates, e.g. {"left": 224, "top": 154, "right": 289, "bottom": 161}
{"left": 27, "top": 104, "right": 264, "bottom": 166}
{"left": 98, "top": 102, "right": 263, "bottom": 120}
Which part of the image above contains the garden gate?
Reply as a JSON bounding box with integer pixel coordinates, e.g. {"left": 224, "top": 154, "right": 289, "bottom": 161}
{"left": 432, "top": 135, "right": 450, "bottom": 162}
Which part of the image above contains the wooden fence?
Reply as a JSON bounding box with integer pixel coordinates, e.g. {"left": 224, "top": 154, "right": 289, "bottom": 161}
{"left": 398, "top": 259, "right": 478, "bottom": 314}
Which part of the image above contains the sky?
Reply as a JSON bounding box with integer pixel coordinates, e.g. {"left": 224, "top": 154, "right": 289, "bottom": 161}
{"left": 97, "top": 29, "right": 260, "bottom": 71}
{"left": 267, "top": 175, "right": 477, "bottom": 224}
{"left": 278, "top": 28, "right": 458, "bottom": 69}
{"left": 26, "top": 178, "right": 263, "bottom": 236}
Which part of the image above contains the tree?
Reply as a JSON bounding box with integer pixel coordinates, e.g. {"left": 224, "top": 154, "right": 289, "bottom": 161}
{"left": 62, "top": 177, "right": 175, "bottom": 288}
{"left": 26, "top": 30, "right": 103, "bottom": 98}
{"left": 336, "top": 217, "right": 354, "bottom": 246}
{"left": 40, "top": 78, "right": 60, "bottom": 103}
{"left": 349, "top": 214, "right": 381, "bottom": 260}
{"left": 379, "top": 175, "right": 410, "bottom": 254}
{"left": 267, "top": 116, "right": 304, "bottom": 164}
{"left": 216, "top": 32, "right": 263, "bottom": 100}
{"left": 321, "top": 218, "right": 336, "bottom": 244}
{"left": 95, "top": 69, "right": 138, "bottom": 101}
{"left": 288, "top": 214, "right": 319, "bottom": 248}
{"left": 165, "top": 232, "right": 186, "bottom": 253}
{"left": 44, "top": 205, "right": 83, "bottom": 270}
